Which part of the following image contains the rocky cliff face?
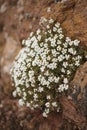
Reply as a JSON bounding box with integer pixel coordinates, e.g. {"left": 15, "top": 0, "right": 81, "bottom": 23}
{"left": 0, "top": 0, "right": 87, "bottom": 130}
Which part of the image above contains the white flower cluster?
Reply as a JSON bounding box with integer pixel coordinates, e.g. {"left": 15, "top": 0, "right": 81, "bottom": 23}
{"left": 10, "top": 18, "right": 84, "bottom": 117}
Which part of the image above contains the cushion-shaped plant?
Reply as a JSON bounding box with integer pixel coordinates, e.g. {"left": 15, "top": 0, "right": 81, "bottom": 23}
{"left": 10, "top": 17, "right": 85, "bottom": 117}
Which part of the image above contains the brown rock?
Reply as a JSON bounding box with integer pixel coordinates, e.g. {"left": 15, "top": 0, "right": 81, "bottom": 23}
{"left": 0, "top": 2, "right": 8, "bottom": 13}
{"left": 42, "top": 0, "right": 87, "bottom": 45}
{"left": 61, "top": 96, "right": 86, "bottom": 127}
{"left": 70, "top": 62, "right": 87, "bottom": 119}
{"left": 71, "top": 62, "right": 87, "bottom": 89}
{"left": 1, "top": 36, "right": 21, "bottom": 95}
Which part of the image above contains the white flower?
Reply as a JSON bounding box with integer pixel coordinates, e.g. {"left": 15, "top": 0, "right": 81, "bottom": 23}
{"left": 42, "top": 112, "right": 47, "bottom": 117}
{"left": 52, "top": 49, "right": 57, "bottom": 56}
{"left": 63, "top": 62, "right": 68, "bottom": 68}
{"left": 33, "top": 104, "right": 39, "bottom": 108}
{"left": 38, "top": 87, "right": 44, "bottom": 92}
{"left": 23, "top": 92, "right": 27, "bottom": 97}
{"left": 40, "top": 42, "right": 44, "bottom": 47}
{"left": 66, "top": 37, "right": 71, "bottom": 42}
{"left": 48, "top": 76, "right": 54, "bottom": 82}
{"left": 69, "top": 41, "right": 73, "bottom": 46}
{"left": 57, "top": 46, "right": 61, "bottom": 51}
{"left": 48, "top": 30, "right": 51, "bottom": 33}
{"left": 47, "top": 56, "right": 51, "bottom": 61}
{"left": 45, "top": 108, "right": 50, "bottom": 114}
{"left": 33, "top": 94, "right": 38, "bottom": 100}
{"left": 57, "top": 40, "right": 61, "bottom": 45}
{"left": 67, "top": 70, "right": 71, "bottom": 75}
{"left": 52, "top": 102, "right": 57, "bottom": 107}
{"left": 44, "top": 43, "right": 48, "bottom": 48}
{"left": 18, "top": 99, "right": 24, "bottom": 106}
{"left": 49, "top": 18, "right": 54, "bottom": 23}
{"left": 40, "top": 66, "right": 45, "bottom": 72}
{"left": 74, "top": 40, "right": 80, "bottom": 46}
{"left": 38, "top": 75, "right": 41, "bottom": 81}
{"left": 63, "top": 78, "right": 68, "bottom": 84}
{"left": 62, "top": 48, "right": 67, "bottom": 54}
{"left": 30, "top": 32, "right": 33, "bottom": 37}
{"left": 53, "top": 27, "right": 57, "bottom": 32}
{"left": 37, "top": 35, "right": 41, "bottom": 41}
{"left": 28, "top": 91, "right": 32, "bottom": 95}
{"left": 26, "top": 102, "right": 30, "bottom": 107}
{"left": 45, "top": 102, "right": 50, "bottom": 108}
{"left": 40, "top": 17, "right": 47, "bottom": 24}
{"left": 47, "top": 63, "right": 57, "bottom": 70}
{"left": 32, "top": 61, "right": 36, "bottom": 66}
{"left": 51, "top": 40, "right": 56, "bottom": 47}
{"left": 57, "top": 28, "right": 62, "bottom": 33}
{"left": 58, "top": 84, "right": 64, "bottom": 92}
{"left": 57, "top": 107, "right": 60, "bottom": 112}
{"left": 34, "top": 89, "right": 37, "bottom": 92}
{"left": 58, "top": 55, "right": 64, "bottom": 62}
{"left": 64, "top": 84, "right": 69, "bottom": 90}
{"left": 16, "top": 87, "right": 21, "bottom": 93}
{"left": 47, "top": 7, "right": 51, "bottom": 13}
{"left": 55, "top": 22, "right": 60, "bottom": 28}
{"left": 59, "top": 34, "right": 64, "bottom": 39}
{"left": 37, "top": 29, "right": 41, "bottom": 35}
{"left": 54, "top": 77, "right": 59, "bottom": 83}
{"left": 68, "top": 48, "right": 73, "bottom": 54}
{"left": 75, "top": 60, "right": 80, "bottom": 66}
{"left": 63, "top": 42, "right": 68, "bottom": 48}
{"left": 73, "top": 50, "right": 76, "bottom": 55}
{"left": 12, "top": 90, "right": 17, "bottom": 97}
{"left": 47, "top": 95, "right": 51, "bottom": 100}
{"left": 77, "top": 55, "right": 82, "bottom": 60}
{"left": 47, "top": 25, "right": 50, "bottom": 29}
{"left": 61, "top": 68, "right": 65, "bottom": 73}
{"left": 22, "top": 40, "right": 26, "bottom": 45}
{"left": 65, "top": 54, "right": 70, "bottom": 60}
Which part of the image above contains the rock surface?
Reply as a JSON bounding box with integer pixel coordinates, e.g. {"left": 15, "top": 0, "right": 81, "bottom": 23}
{"left": 0, "top": 0, "right": 87, "bottom": 129}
